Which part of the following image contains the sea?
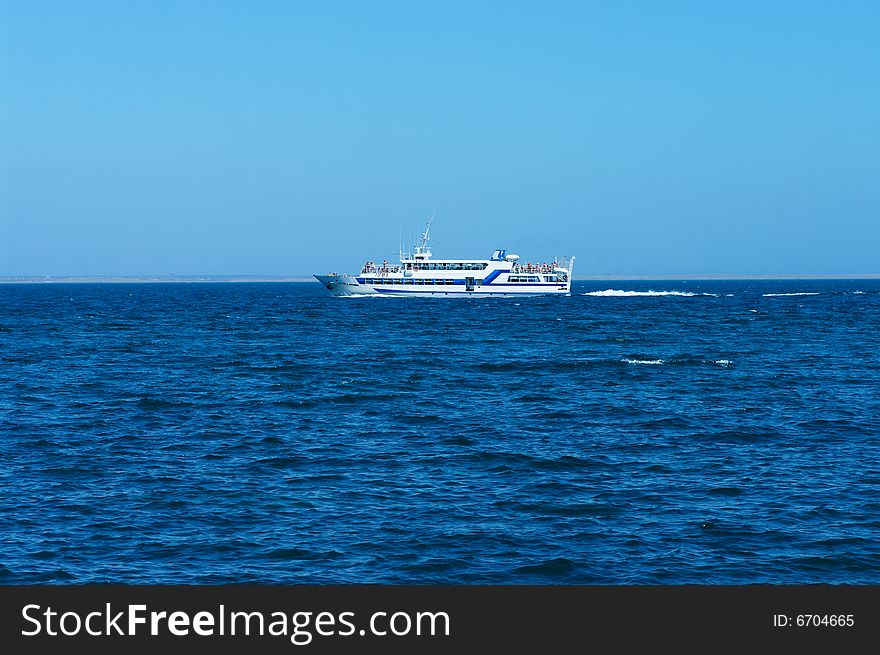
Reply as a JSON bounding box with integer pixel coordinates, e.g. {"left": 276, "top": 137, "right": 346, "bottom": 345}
{"left": 2, "top": 279, "right": 879, "bottom": 584}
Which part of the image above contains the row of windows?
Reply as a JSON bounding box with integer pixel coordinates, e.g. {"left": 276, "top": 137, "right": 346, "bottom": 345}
{"left": 364, "top": 278, "right": 481, "bottom": 286}
{"left": 406, "top": 262, "right": 488, "bottom": 271}
{"left": 508, "top": 275, "right": 544, "bottom": 283}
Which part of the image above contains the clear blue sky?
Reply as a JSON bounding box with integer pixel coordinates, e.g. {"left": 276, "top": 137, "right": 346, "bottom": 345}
{"left": 3, "top": 1, "right": 878, "bottom": 276}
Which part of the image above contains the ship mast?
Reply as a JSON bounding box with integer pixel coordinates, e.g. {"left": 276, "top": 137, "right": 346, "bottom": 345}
{"left": 413, "top": 208, "right": 435, "bottom": 259}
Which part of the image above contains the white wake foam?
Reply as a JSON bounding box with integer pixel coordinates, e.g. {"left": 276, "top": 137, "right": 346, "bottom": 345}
{"left": 584, "top": 289, "right": 717, "bottom": 297}
{"left": 622, "top": 358, "right": 664, "bottom": 365}
{"left": 762, "top": 292, "right": 820, "bottom": 297}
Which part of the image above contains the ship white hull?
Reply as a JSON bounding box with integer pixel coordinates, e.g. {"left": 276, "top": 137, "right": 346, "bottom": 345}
{"left": 314, "top": 274, "right": 570, "bottom": 297}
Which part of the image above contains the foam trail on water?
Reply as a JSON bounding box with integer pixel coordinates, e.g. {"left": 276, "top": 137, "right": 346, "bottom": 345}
{"left": 762, "top": 292, "right": 820, "bottom": 297}
{"left": 623, "top": 358, "right": 664, "bottom": 365}
{"left": 585, "top": 289, "right": 717, "bottom": 297}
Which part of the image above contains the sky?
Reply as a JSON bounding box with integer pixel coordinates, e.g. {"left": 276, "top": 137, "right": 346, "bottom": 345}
{"left": 2, "top": 1, "right": 879, "bottom": 276}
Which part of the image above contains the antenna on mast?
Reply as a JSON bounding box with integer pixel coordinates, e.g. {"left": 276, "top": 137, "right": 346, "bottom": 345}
{"left": 420, "top": 207, "right": 436, "bottom": 249}
{"left": 413, "top": 208, "right": 436, "bottom": 260}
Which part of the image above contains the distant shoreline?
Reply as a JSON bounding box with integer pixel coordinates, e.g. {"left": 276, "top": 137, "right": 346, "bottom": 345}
{"left": 2, "top": 274, "right": 880, "bottom": 284}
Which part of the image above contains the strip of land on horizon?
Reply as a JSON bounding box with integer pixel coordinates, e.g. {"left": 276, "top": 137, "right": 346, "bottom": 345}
{"left": 3, "top": 274, "right": 880, "bottom": 284}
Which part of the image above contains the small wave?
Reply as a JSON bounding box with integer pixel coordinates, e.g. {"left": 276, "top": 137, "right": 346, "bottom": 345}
{"left": 514, "top": 557, "right": 578, "bottom": 576}
{"left": 853, "top": 291, "right": 866, "bottom": 295}
{"left": 262, "top": 548, "right": 341, "bottom": 562}
{"left": 135, "top": 397, "right": 195, "bottom": 409}
{"left": 584, "top": 289, "right": 716, "bottom": 297}
{"left": 712, "top": 359, "right": 733, "bottom": 367}
{"left": 762, "top": 292, "right": 820, "bottom": 297}
{"left": 623, "top": 358, "right": 664, "bottom": 365}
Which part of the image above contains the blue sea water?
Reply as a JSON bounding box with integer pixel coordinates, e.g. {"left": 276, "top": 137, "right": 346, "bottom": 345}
{"left": 1, "top": 279, "right": 879, "bottom": 584}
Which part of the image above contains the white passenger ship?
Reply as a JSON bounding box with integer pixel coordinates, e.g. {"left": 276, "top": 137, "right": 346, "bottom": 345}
{"left": 315, "top": 216, "right": 575, "bottom": 297}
